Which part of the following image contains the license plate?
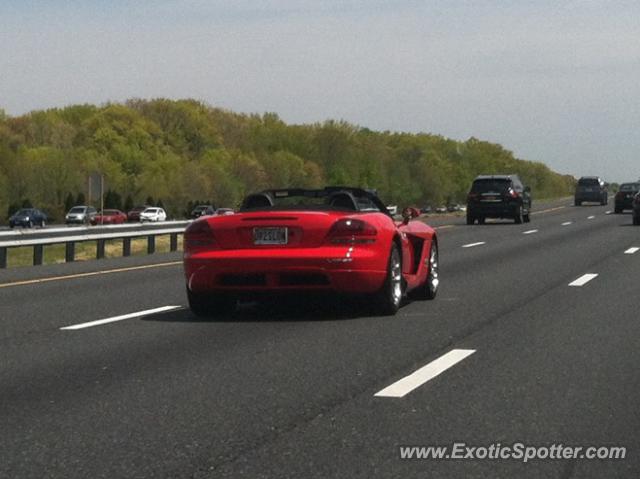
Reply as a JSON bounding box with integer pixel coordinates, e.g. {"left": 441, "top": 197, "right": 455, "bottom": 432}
{"left": 253, "top": 227, "right": 288, "bottom": 245}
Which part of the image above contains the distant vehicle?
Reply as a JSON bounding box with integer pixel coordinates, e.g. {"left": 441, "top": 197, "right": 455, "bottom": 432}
{"left": 435, "top": 206, "right": 447, "bottom": 213}
{"left": 9, "top": 208, "right": 47, "bottom": 228}
{"left": 466, "top": 175, "right": 531, "bottom": 224}
{"left": 127, "top": 205, "right": 151, "bottom": 222}
{"left": 215, "top": 208, "right": 235, "bottom": 216}
{"left": 420, "top": 205, "right": 432, "bottom": 214}
{"left": 614, "top": 183, "right": 640, "bottom": 213}
{"left": 184, "top": 187, "right": 439, "bottom": 317}
{"left": 633, "top": 193, "right": 640, "bottom": 225}
{"left": 574, "top": 176, "right": 608, "bottom": 206}
{"left": 447, "top": 204, "right": 462, "bottom": 212}
{"left": 65, "top": 206, "right": 97, "bottom": 225}
{"left": 190, "top": 205, "right": 216, "bottom": 219}
{"left": 139, "top": 207, "right": 167, "bottom": 222}
{"left": 91, "top": 209, "right": 127, "bottom": 225}
{"left": 387, "top": 205, "right": 398, "bottom": 215}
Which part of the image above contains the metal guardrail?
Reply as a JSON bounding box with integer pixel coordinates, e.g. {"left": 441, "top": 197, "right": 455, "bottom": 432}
{"left": 0, "top": 226, "right": 187, "bottom": 269}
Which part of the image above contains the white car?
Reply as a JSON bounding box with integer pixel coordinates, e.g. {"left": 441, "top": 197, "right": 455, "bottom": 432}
{"left": 139, "top": 207, "right": 167, "bottom": 222}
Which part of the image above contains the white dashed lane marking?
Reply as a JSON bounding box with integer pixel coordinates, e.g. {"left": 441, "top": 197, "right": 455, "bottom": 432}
{"left": 60, "top": 306, "right": 182, "bottom": 330}
{"left": 374, "top": 349, "right": 476, "bottom": 398}
{"left": 624, "top": 247, "right": 639, "bottom": 255}
{"left": 462, "top": 242, "right": 485, "bottom": 248}
{"left": 568, "top": 274, "right": 598, "bottom": 287}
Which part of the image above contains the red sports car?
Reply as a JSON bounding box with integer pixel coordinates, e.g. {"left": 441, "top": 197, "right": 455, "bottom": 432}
{"left": 91, "top": 209, "right": 127, "bottom": 225}
{"left": 183, "top": 187, "right": 439, "bottom": 316}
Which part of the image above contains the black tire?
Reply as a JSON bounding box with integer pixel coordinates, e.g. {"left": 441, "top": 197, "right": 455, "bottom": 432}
{"left": 514, "top": 206, "right": 523, "bottom": 224}
{"left": 634, "top": 215, "right": 640, "bottom": 226}
{"left": 478, "top": 216, "right": 486, "bottom": 225}
{"left": 411, "top": 241, "right": 439, "bottom": 300}
{"left": 466, "top": 213, "right": 475, "bottom": 225}
{"left": 523, "top": 213, "right": 531, "bottom": 223}
{"left": 187, "top": 288, "right": 236, "bottom": 318}
{"left": 373, "top": 243, "right": 403, "bottom": 316}
{"left": 614, "top": 206, "right": 622, "bottom": 214}
{"left": 40, "top": 219, "right": 46, "bottom": 228}
{"left": 28, "top": 220, "right": 33, "bottom": 228}
{"left": 575, "top": 200, "right": 581, "bottom": 206}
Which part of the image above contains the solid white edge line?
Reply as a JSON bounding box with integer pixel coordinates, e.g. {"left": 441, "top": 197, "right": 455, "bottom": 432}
{"left": 462, "top": 242, "right": 485, "bottom": 248}
{"left": 568, "top": 274, "right": 598, "bottom": 287}
{"left": 561, "top": 221, "right": 572, "bottom": 226}
{"left": 523, "top": 229, "right": 538, "bottom": 235}
{"left": 374, "top": 349, "right": 476, "bottom": 398}
{"left": 624, "top": 247, "right": 640, "bottom": 255}
{"left": 60, "top": 305, "right": 182, "bottom": 330}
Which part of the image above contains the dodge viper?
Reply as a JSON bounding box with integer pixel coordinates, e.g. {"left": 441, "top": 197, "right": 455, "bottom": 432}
{"left": 183, "top": 187, "right": 439, "bottom": 316}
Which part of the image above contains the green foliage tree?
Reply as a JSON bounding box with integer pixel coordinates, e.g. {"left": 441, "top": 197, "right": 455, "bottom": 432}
{"left": 0, "top": 98, "right": 575, "bottom": 220}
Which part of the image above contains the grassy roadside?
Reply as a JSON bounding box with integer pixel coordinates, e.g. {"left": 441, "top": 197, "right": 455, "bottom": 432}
{"left": 6, "top": 235, "right": 183, "bottom": 268}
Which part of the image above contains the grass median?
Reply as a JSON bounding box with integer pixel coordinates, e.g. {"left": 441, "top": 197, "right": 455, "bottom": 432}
{"left": 6, "top": 235, "right": 183, "bottom": 268}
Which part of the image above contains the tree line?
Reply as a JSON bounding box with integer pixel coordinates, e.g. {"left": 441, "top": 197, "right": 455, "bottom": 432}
{"left": 0, "top": 99, "right": 576, "bottom": 220}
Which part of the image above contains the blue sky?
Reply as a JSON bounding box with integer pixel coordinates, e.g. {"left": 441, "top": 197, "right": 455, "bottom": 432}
{"left": 1, "top": 1, "right": 639, "bottom": 181}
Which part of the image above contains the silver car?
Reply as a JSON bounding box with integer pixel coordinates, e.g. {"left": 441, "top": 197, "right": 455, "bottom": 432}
{"left": 65, "top": 206, "right": 97, "bottom": 225}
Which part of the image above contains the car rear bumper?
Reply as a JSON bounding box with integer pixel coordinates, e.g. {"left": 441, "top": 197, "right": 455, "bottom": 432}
{"left": 615, "top": 198, "right": 634, "bottom": 209}
{"left": 468, "top": 203, "right": 519, "bottom": 218}
{"left": 575, "top": 193, "right": 604, "bottom": 202}
{"left": 184, "top": 247, "right": 387, "bottom": 294}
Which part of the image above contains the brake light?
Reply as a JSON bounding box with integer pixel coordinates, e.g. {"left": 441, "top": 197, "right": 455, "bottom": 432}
{"left": 467, "top": 192, "right": 478, "bottom": 201}
{"left": 508, "top": 188, "right": 519, "bottom": 199}
{"left": 328, "top": 218, "right": 377, "bottom": 244}
{"left": 185, "top": 220, "right": 217, "bottom": 248}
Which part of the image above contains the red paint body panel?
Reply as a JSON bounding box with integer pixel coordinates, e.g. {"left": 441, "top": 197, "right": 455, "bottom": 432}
{"left": 183, "top": 209, "right": 436, "bottom": 296}
{"left": 91, "top": 210, "right": 127, "bottom": 225}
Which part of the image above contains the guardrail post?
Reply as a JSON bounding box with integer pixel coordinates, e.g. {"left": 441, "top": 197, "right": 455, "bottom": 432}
{"left": 170, "top": 233, "right": 178, "bottom": 252}
{"left": 97, "top": 239, "right": 105, "bottom": 259}
{"left": 65, "top": 242, "right": 75, "bottom": 263}
{"left": 33, "top": 245, "right": 44, "bottom": 266}
{"left": 147, "top": 235, "right": 155, "bottom": 254}
{"left": 0, "top": 247, "right": 6, "bottom": 269}
{"left": 123, "top": 238, "right": 131, "bottom": 257}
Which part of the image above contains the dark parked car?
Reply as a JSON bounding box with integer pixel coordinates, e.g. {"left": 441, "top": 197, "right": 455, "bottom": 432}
{"left": 614, "top": 183, "right": 640, "bottom": 213}
{"left": 574, "top": 176, "right": 608, "bottom": 206}
{"left": 190, "top": 205, "right": 216, "bottom": 219}
{"left": 633, "top": 193, "right": 640, "bottom": 225}
{"left": 466, "top": 175, "right": 531, "bottom": 224}
{"left": 127, "top": 205, "right": 151, "bottom": 222}
{"left": 9, "top": 208, "right": 47, "bottom": 228}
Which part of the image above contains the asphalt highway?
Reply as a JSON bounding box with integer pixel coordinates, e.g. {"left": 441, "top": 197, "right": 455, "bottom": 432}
{"left": 1, "top": 199, "right": 639, "bottom": 478}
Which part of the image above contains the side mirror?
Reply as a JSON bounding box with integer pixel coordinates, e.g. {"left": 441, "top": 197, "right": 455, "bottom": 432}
{"left": 402, "top": 207, "right": 421, "bottom": 224}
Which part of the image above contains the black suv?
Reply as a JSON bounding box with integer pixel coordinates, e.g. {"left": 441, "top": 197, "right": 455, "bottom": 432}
{"left": 466, "top": 175, "right": 532, "bottom": 224}
{"left": 614, "top": 182, "right": 639, "bottom": 213}
{"left": 574, "top": 177, "right": 608, "bottom": 206}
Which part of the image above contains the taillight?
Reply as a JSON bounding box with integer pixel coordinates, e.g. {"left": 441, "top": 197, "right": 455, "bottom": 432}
{"left": 467, "top": 192, "right": 478, "bottom": 201}
{"left": 185, "top": 220, "right": 217, "bottom": 248}
{"left": 508, "top": 188, "right": 519, "bottom": 199}
{"left": 327, "top": 218, "right": 377, "bottom": 244}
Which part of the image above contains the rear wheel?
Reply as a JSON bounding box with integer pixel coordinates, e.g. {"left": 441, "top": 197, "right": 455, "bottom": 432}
{"left": 411, "top": 241, "right": 439, "bottom": 300}
{"left": 187, "top": 288, "right": 236, "bottom": 318}
{"left": 373, "top": 243, "right": 403, "bottom": 316}
{"left": 575, "top": 200, "right": 581, "bottom": 206}
{"left": 634, "top": 215, "right": 640, "bottom": 226}
{"left": 514, "top": 206, "right": 523, "bottom": 224}
{"left": 614, "top": 206, "right": 622, "bottom": 214}
{"left": 466, "top": 213, "right": 475, "bottom": 225}
{"left": 523, "top": 212, "right": 531, "bottom": 223}
{"left": 40, "top": 219, "right": 46, "bottom": 228}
